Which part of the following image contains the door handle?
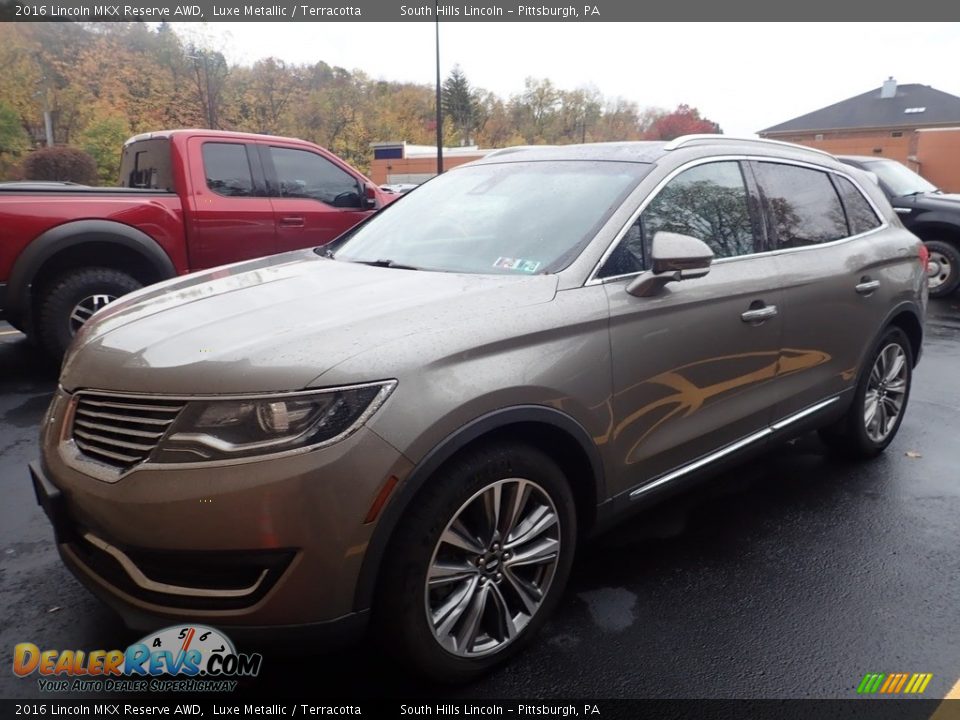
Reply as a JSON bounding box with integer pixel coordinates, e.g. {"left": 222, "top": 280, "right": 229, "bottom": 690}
{"left": 855, "top": 278, "right": 880, "bottom": 295}
{"left": 741, "top": 305, "right": 778, "bottom": 323}
{"left": 279, "top": 216, "right": 305, "bottom": 228}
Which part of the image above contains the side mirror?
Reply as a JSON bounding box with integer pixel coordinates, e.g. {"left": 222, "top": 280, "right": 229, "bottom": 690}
{"left": 626, "top": 232, "right": 714, "bottom": 298}
{"left": 363, "top": 183, "right": 379, "bottom": 210}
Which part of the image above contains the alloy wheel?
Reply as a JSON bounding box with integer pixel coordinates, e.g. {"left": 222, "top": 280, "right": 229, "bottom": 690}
{"left": 864, "top": 342, "right": 908, "bottom": 443}
{"left": 424, "top": 477, "right": 561, "bottom": 658}
{"left": 69, "top": 293, "right": 115, "bottom": 334}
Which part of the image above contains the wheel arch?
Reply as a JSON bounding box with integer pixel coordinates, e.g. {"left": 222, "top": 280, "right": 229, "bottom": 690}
{"left": 353, "top": 405, "right": 605, "bottom": 612}
{"left": 884, "top": 303, "right": 924, "bottom": 367}
{"left": 909, "top": 219, "right": 960, "bottom": 246}
{"left": 6, "top": 220, "right": 176, "bottom": 325}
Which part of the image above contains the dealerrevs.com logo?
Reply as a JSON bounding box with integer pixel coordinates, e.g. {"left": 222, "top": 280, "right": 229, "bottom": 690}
{"left": 13, "top": 625, "right": 262, "bottom": 693}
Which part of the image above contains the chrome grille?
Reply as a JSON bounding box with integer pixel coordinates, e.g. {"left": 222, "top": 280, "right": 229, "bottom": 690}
{"left": 71, "top": 393, "right": 186, "bottom": 469}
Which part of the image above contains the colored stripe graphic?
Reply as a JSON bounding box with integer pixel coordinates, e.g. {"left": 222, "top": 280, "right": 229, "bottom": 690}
{"left": 857, "top": 672, "right": 933, "bottom": 695}
{"left": 858, "top": 673, "right": 885, "bottom": 694}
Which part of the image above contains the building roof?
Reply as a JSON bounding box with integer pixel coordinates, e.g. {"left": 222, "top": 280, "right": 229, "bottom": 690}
{"left": 760, "top": 82, "right": 960, "bottom": 135}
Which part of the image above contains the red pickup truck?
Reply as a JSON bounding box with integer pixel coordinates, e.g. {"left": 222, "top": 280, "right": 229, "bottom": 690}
{"left": 0, "top": 129, "right": 391, "bottom": 358}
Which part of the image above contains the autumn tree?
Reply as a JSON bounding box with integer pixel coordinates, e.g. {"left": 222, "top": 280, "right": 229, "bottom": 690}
{"left": 646, "top": 104, "right": 721, "bottom": 141}
{"left": 0, "top": 22, "right": 727, "bottom": 181}
{"left": 558, "top": 87, "right": 603, "bottom": 143}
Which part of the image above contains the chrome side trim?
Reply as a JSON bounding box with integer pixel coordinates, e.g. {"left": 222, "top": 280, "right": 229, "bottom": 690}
{"left": 629, "top": 428, "right": 771, "bottom": 500}
{"left": 628, "top": 395, "right": 842, "bottom": 500}
{"left": 80, "top": 532, "right": 268, "bottom": 599}
{"left": 585, "top": 155, "right": 889, "bottom": 287}
{"left": 770, "top": 396, "right": 840, "bottom": 431}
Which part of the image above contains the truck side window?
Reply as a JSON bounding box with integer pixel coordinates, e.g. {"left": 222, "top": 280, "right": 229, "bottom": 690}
{"left": 269, "top": 147, "right": 362, "bottom": 208}
{"left": 203, "top": 143, "right": 255, "bottom": 197}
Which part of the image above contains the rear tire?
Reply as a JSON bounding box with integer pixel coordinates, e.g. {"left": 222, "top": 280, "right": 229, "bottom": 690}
{"left": 819, "top": 327, "right": 913, "bottom": 459}
{"left": 375, "top": 442, "right": 577, "bottom": 683}
{"left": 36, "top": 267, "right": 142, "bottom": 360}
{"left": 924, "top": 240, "right": 960, "bottom": 298}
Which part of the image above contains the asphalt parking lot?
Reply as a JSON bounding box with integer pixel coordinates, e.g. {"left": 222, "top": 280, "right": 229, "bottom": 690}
{"left": 1, "top": 300, "right": 958, "bottom": 700}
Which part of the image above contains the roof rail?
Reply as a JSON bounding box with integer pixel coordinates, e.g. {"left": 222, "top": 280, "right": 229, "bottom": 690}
{"left": 485, "top": 145, "right": 556, "bottom": 158}
{"left": 663, "top": 134, "right": 835, "bottom": 159}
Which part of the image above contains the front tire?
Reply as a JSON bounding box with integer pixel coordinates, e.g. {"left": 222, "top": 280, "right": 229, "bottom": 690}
{"left": 924, "top": 240, "right": 960, "bottom": 298}
{"left": 819, "top": 327, "right": 913, "bottom": 459}
{"left": 36, "top": 267, "right": 142, "bottom": 360}
{"left": 376, "top": 442, "right": 577, "bottom": 683}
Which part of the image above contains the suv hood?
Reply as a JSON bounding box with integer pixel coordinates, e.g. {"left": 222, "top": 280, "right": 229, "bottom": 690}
{"left": 61, "top": 250, "right": 558, "bottom": 394}
{"left": 899, "top": 192, "right": 960, "bottom": 209}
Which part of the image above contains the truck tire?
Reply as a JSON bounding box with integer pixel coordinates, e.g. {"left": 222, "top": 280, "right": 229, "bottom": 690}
{"left": 36, "top": 267, "right": 142, "bottom": 360}
{"left": 925, "top": 240, "right": 960, "bottom": 298}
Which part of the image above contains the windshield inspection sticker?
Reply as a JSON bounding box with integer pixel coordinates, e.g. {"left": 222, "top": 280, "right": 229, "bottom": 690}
{"left": 494, "top": 257, "right": 541, "bottom": 273}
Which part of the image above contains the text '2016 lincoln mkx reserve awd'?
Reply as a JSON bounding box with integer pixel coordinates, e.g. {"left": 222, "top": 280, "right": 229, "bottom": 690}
{"left": 31, "top": 136, "right": 927, "bottom": 682}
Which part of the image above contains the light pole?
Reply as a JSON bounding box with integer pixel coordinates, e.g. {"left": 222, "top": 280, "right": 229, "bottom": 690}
{"left": 434, "top": 3, "right": 443, "bottom": 175}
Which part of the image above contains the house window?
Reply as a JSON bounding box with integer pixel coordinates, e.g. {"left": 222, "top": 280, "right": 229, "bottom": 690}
{"left": 891, "top": 131, "right": 903, "bottom": 138}
{"left": 815, "top": 134, "right": 824, "bottom": 141}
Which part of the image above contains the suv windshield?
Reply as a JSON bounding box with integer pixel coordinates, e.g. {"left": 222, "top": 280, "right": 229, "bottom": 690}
{"left": 333, "top": 160, "right": 649, "bottom": 274}
{"left": 863, "top": 159, "right": 939, "bottom": 197}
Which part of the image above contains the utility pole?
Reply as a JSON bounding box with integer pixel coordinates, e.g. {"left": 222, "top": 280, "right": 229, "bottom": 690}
{"left": 434, "top": 4, "right": 443, "bottom": 175}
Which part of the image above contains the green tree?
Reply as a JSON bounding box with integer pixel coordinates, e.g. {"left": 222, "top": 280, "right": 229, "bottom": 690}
{"left": 442, "top": 66, "right": 479, "bottom": 146}
{"left": 0, "top": 100, "right": 29, "bottom": 179}
{"left": 79, "top": 112, "right": 129, "bottom": 185}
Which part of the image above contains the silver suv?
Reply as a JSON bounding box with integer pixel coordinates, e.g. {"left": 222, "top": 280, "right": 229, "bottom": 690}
{"left": 31, "top": 135, "right": 927, "bottom": 681}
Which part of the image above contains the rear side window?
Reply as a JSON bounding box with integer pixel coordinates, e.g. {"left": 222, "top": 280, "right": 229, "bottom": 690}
{"left": 835, "top": 176, "right": 882, "bottom": 236}
{"left": 753, "top": 162, "right": 848, "bottom": 248}
{"left": 202, "top": 143, "right": 255, "bottom": 197}
{"left": 268, "top": 147, "right": 362, "bottom": 207}
{"left": 120, "top": 138, "right": 175, "bottom": 190}
{"left": 599, "top": 161, "right": 759, "bottom": 278}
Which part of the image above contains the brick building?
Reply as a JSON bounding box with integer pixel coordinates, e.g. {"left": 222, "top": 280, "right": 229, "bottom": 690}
{"left": 369, "top": 142, "right": 492, "bottom": 186}
{"left": 759, "top": 78, "right": 960, "bottom": 191}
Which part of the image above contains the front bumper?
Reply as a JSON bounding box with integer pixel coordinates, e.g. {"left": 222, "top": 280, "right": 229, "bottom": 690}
{"left": 33, "top": 393, "right": 412, "bottom": 636}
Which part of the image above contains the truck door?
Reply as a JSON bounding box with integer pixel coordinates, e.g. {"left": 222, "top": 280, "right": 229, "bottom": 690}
{"left": 259, "top": 143, "right": 371, "bottom": 252}
{"left": 185, "top": 137, "right": 277, "bottom": 269}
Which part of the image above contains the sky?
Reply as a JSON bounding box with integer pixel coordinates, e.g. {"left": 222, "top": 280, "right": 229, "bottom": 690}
{"left": 172, "top": 22, "right": 960, "bottom": 138}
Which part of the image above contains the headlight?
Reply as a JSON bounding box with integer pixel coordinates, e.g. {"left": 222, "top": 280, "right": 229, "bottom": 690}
{"left": 152, "top": 381, "right": 395, "bottom": 463}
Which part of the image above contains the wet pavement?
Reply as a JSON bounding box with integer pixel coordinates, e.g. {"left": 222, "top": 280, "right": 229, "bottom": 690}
{"left": 1, "top": 300, "right": 958, "bottom": 700}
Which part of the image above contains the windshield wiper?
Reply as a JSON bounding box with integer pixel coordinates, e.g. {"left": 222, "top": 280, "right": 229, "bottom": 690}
{"left": 350, "top": 258, "right": 422, "bottom": 271}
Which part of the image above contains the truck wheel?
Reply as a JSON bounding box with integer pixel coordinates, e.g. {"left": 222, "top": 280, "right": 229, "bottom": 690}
{"left": 376, "top": 442, "right": 577, "bottom": 683}
{"left": 36, "top": 267, "right": 142, "bottom": 359}
{"left": 925, "top": 240, "right": 960, "bottom": 298}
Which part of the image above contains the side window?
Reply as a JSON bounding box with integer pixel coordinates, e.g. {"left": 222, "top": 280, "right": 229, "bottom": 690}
{"left": 268, "top": 147, "right": 362, "bottom": 208}
{"left": 599, "top": 161, "right": 758, "bottom": 278}
{"left": 202, "top": 142, "right": 255, "bottom": 197}
{"left": 835, "top": 175, "right": 882, "bottom": 236}
{"left": 598, "top": 220, "right": 645, "bottom": 278}
{"left": 753, "top": 162, "right": 848, "bottom": 248}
